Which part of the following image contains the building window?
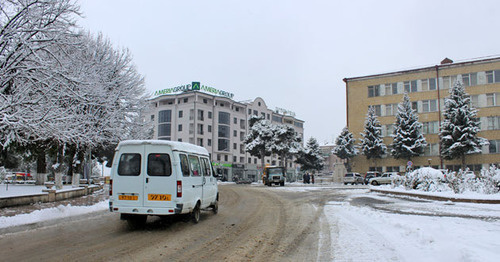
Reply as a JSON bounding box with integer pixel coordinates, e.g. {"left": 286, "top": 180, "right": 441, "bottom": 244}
{"left": 383, "top": 124, "right": 394, "bottom": 137}
{"left": 178, "top": 138, "right": 182, "bottom": 142}
{"left": 240, "top": 119, "right": 246, "bottom": 129}
{"left": 179, "top": 110, "right": 183, "bottom": 118}
{"left": 151, "top": 115, "right": 155, "bottom": 121}
{"left": 234, "top": 117, "right": 237, "bottom": 124}
{"left": 404, "top": 81, "right": 410, "bottom": 93}
{"left": 424, "top": 143, "right": 439, "bottom": 156}
{"left": 240, "top": 157, "right": 244, "bottom": 163}
{"left": 240, "top": 131, "right": 245, "bottom": 142}
{"left": 411, "top": 102, "right": 418, "bottom": 112}
{"left": 198, "top": 110, "right": 204, "bottom": 121}
{"left": 178, "top": 124, "right": 182, "bottom": 131}
{"left": 471, "top": 95, "right": 479, "bottom": 108}
{"left": 208, "top": 125, "right": 212, "bottom": 133}
{"left": 422, "top": 100, "right": 437, "bottom": 112}
{"left": 233, "top": 130, "right": 237, "bottom": 137}
{"left": 219, "top": 112, "right": 230, "bottom": 124}
{"left": 158, "top": 110, "right": 172, "bottom": 139}
{"left": 422, "top": 121, "right": 439, "bottom": 134}
{"left": 218, "top": 139, "right": 229, "bottom": 151}
{"left": 208, "top": 111, "right": 212, "bottom": 119}
{"left": 486, "top": 70, "right": 500, "bottom": 83}
{"left": 233, "top": 156, "right": 237, "bottom": 162}
{"left": 248, "top": 109, "right": 251, "bottom": 115}
{"left": 486, "top": 93, "right": 498, "bottom": 106}
{"left": 208, "top": 139, "right": 212, "bottom": 146}
{"left": 189, "top": 123, "right": 194, "bottom": 135}
{"left": 198, "top": 138, "right": 203, "bottom": 147}
{"left": 254, "top": 158, "right": 257, "bottom": 164}
{"left": 384, "top": 104, "right": 397, "bottom": 116}
{"left": 197, "top": 124, "right": 204, "bottom": 135}
{"left": 233, "top": 143, "right": 237, "bottom": 150}
{"left": 218, "top": 125, "right": 230, "bottom": 138}
{"left": 392, "top": 83, "right": 399, "bottom": 94}
{"left": 410, "top": 80, "right": 417, "bottom": 92}
{"left": 272, "top": 115, "right": 282, "bottom": 123}
{"left": 248, "top": 158, "right": 251, "bottom": 164}
{"left": 372, "top": 105, "right": 382, "bottom": 116}
{"left": 368, "top": 85, "right": 380, "bottom": 97}
{"left": 487, "top": 116, "right": 500, "bottom": 130}
{"left": 462, "top": 73, "right": 478, "bottom": 86}
{"left": 224, "top": 155, "right": 228, "bottom": 161}
{"left": 253, "top": 110, "right": 258, "bottom": 116}
{"left": 189, "top": 109, "right": 194, "bottom": 120}
{"left": 203, "top": 98, "right": 208, "bottom": 104}
{"left": 183, "top": 98, "right": 188, "bottom": 103}
{"left": 217, "top": 154, "right": 221, "bottom": 161}
{"left": 489, "top": 140, "right": 500, "bottom": 153}
{"left": 442, "top": 76, "right": 451, "bottom": 89}
{"left": 384, "top": 83, "right": 392, "bottom": 96}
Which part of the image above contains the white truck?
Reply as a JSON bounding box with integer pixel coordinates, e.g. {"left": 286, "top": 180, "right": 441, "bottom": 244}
{"left": 109, "top": 140, "right": 219, "bottom": 228}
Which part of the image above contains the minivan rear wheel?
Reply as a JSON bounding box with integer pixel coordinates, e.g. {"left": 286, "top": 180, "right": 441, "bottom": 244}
{"left": 212, "top": 200, "right": 219, "bottom": 214}
{"left": 192, "top": 203, "right": 201, "bottom": 223}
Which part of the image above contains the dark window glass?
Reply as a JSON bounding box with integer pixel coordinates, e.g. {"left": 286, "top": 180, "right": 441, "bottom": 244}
{"left": 147, "top": 154, "right": 172, "bottom": 176}
{"left": 411, "top": 80, "right": 417, "bottom": 92}
{"left": 159, "top": 110, "right": 171, "bottom": 123}
{"left": 180, "top": 154, "right": 190, "bottom": 177}
{"left": 218, "top": 125, "right": 230, "bottom": 138}
{"left": 429, "top": 78, "right": 436, "bottom": 90}
{"left": 219, "top": 112, "right": 230, "bottom": 124}
{"left": 118, "top": 154, "right": 141, "bottom": 176}
{"left": 158, "top": 123, "right": 171, "bottom": 137}
{"left": 218, "top": 139, "right": 229, "bottom": 151}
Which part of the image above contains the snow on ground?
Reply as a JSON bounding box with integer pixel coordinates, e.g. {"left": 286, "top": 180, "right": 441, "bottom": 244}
{"left": 324, "top": 200, "right": 500, "bottom": 262}
{"left": 0, "top": 200, "right": 108, "bottom": 229}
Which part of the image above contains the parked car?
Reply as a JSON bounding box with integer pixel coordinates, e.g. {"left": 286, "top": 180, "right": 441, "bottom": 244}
{"left": 344, "top": 172, "right": 363, "bottom": 185}
{"left": 364, "top": 171, "right": 381, "bottom": 185}
{"left": 369, "top": 172, "right": 398, "bottom": 185}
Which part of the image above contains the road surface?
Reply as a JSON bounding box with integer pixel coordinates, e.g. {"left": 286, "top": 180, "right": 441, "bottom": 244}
{"left": 0, "top": 184, "right": 333, "bottom": 262}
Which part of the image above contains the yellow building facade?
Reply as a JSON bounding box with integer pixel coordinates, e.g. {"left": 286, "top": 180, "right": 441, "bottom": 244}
{"left": 344, "top": 57, "right": 500, "bottom": 174}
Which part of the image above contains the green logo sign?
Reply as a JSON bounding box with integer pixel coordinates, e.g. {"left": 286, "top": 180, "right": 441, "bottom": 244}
{"left": 192, "top": 82, "right": 200, "bottom": 90}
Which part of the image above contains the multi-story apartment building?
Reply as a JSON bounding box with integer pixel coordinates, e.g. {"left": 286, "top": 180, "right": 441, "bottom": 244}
{"left": 149, "top": 82, "right": 304, "bottom": 181}
{"left": 343, "top": 57, "right": 500, "bottom": 174}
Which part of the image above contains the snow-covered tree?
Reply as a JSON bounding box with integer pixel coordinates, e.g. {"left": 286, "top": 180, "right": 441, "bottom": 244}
{"left": 440, "top": 79, "right": 488, "bottom": 169}
{"left": 244, "top": 116, "right": 274, "bottom": 172}
{"left": 360, "top": 106, "right": 387, "bottom": 163}
{"left": 333, "top": 127, "right": 358, "bottom": 171}
{"left": 271, "top": 124, "right": 302, "bottom": 169}
{"left": 391, "top": 93, "right": 427, "bottom": 160}
{"left": 296, "top": 137, "right": 324, "bottom": 173}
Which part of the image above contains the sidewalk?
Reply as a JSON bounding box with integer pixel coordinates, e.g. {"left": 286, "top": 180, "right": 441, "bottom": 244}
{"left": 0, "top": 184, "right": 108, "bottom": 217}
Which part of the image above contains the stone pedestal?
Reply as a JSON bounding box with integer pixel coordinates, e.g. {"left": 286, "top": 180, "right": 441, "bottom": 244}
{"left": 42, "top": 188, "right": 56, "bottom": 202}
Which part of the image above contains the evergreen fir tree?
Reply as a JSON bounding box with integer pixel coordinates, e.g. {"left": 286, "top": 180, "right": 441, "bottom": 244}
{"left": 391, "top": 93, "right": 427, "bottom": 160}
{"left": 271, "top": 125, "right": 302, "bottom": 169}
{"left": 333, "top": 127, "right": 358, "bottom": 171}
{"left": 244, "top": 116, "right": 274, "bottom": 172}
{"left": 360, "top": 106, "right": 387, "bottom": 161}
{"left": 296, "top": 137, "right": 324, "bottom": 173}
{"left": 440, "top": 79, "right": 488, "bottom": 168}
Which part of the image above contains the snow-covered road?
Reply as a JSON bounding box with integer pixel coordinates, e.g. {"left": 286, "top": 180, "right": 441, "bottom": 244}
{"left": 1, "top": 183, "right": 500, "bottom": 261}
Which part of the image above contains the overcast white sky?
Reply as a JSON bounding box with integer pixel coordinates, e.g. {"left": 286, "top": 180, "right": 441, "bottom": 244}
{"left": 77, "top": 0, "right": 500, "bottom": 144}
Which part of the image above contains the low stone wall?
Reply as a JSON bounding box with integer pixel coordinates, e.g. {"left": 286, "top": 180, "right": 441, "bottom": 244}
{"left": 0, "top": 185, "right": 103, "bottom": 208}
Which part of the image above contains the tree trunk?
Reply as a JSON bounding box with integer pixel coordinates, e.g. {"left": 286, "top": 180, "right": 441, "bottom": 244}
{"left": 461, "top": 154, "right": 466, "bottom": 171}
{"left": 35, "top": 148, "right": 47, "bottom": 185}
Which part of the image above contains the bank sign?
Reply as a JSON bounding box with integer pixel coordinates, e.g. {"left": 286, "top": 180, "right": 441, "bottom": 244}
{"left": 153, "top": 82, "right": 234, "bottom": 99}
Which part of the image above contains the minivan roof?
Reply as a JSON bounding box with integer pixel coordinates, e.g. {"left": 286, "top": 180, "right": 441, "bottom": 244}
{"left": 117, "top": 140, "right": 209, "bottom": 155}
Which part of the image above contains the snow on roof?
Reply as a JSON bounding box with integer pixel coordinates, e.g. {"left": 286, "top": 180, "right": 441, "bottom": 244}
{"left": 117, "top": 140, "right": 209, "bottom": 155}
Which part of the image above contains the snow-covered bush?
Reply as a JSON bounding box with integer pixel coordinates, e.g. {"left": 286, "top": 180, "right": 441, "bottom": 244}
{"left": 397, "top": 166, "right": 500, "bottom": 194}
{"left": 402, "top": 167, "right": 451, "bottom": 192}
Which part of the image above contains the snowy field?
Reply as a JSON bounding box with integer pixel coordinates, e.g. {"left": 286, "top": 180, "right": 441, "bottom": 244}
{"left": 1, "top": 184, "right": 499, "bottom": 261}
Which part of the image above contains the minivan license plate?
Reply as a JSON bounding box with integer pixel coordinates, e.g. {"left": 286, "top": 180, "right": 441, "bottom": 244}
{"left": 148, "top": 194, "right": 171, "bottom": 201}
{"left": 119, "top": 195, "right": 138, "bottom": 200}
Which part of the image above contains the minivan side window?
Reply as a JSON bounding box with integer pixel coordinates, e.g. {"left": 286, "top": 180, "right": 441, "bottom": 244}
{"left": 180, "top": 154, "right": 190, "bottom": 177}
{"left": 118, "top": 153, "right": 141, "bottom": 176}
{"left": 188, "top": 155, "right": 201, "bottom": 176}
{"left": 147, "top": 154, "right": 172, "bottom": 176}
{"left": 201, "top": 158, "right": 212, "bottom": 177}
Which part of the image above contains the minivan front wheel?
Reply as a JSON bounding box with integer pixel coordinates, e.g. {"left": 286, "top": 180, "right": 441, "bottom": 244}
{"left": 192, "top": 203, "right": 201, "bottom": 223}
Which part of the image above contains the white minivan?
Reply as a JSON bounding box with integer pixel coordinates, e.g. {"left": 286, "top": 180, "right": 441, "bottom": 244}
{"left": 109, "top": 140, "right": 219, "bottom": 228}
